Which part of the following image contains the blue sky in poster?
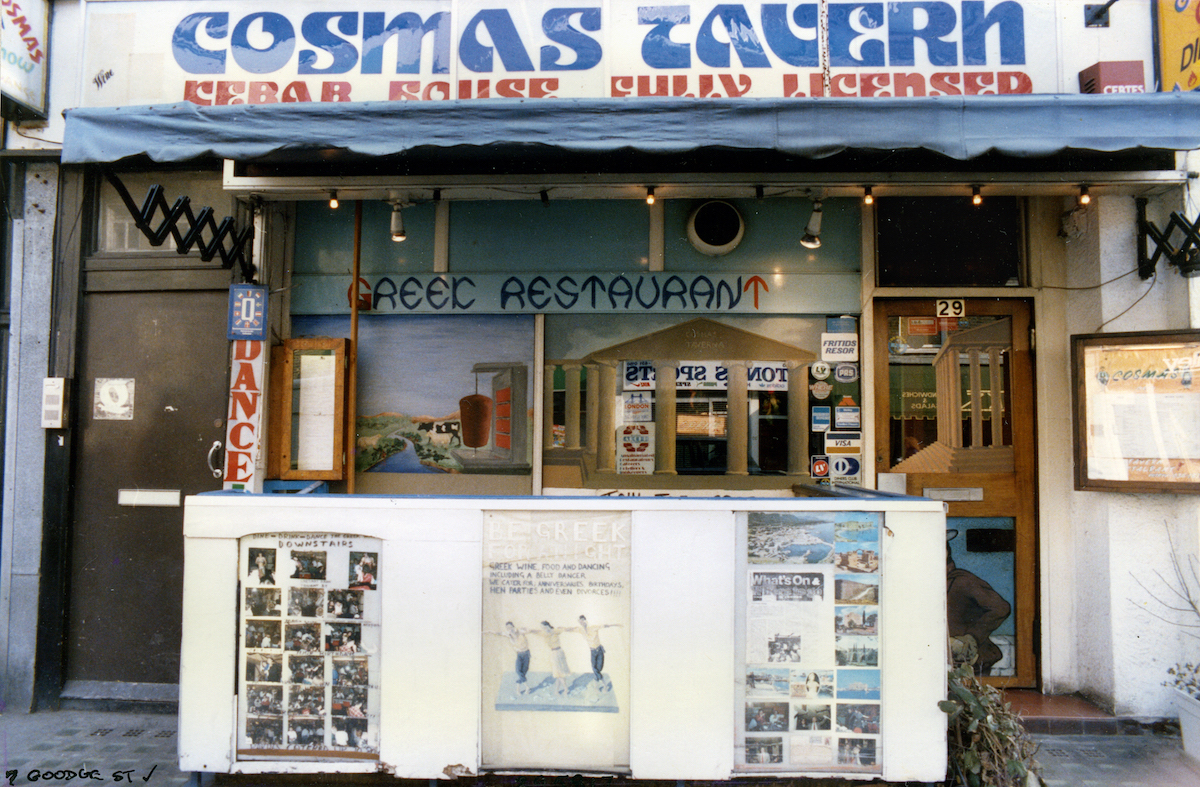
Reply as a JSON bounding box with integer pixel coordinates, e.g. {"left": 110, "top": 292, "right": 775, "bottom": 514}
{"left": 292, "top": 314, "right": 534, "bottom": 418}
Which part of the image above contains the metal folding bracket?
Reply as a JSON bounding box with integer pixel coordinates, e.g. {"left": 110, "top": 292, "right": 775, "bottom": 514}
{"left": 103, "top": 170, "right": 256, "bottom": 282}
{"left": 1136, "top": 197, "right": 1200, "bottom": 279}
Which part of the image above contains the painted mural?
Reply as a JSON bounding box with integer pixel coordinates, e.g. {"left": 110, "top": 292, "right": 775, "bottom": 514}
{"left": 292, "top": 314, "right": 534, "bottom": 474}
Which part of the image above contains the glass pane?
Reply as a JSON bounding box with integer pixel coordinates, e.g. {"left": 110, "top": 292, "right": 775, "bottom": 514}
{"left": 98, "top": 171, "right": 231, "bottom": 253}
{"left": 947, "top": 517, "right": 1015, "bottom": 677}
{"left": 885, "top": 315, "right": 1012, "bottom": 471}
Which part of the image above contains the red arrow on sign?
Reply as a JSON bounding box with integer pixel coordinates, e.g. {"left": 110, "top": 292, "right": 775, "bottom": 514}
{"left": 744, "top": 275, "right": 769, "bottom": 309}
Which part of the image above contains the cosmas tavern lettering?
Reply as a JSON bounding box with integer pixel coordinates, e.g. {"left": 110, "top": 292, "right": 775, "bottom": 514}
{"left": 174, "top": 2, "right": 1030, "bottom": 104}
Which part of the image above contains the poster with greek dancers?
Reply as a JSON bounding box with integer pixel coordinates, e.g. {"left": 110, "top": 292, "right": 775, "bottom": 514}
{"left": 737, "top": 511, "right": 882, "bottom": 775}
{"left": 236, "top": 534, "right": 381, "bottom": 761}
{"left": 482, "top": 510, "right": 631, "bottom": 772}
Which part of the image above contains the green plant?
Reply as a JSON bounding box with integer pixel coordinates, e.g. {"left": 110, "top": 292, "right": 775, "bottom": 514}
{"left": 939, "top": 663, "right": 1044, "bottom": 787}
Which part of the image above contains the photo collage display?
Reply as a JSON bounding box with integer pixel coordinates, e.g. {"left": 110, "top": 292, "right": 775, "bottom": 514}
{"left": 237, "top": 534, "right": 381, "bottom": 760}
{"left": 738, "top": 512, "right": 882, "bottom": 774}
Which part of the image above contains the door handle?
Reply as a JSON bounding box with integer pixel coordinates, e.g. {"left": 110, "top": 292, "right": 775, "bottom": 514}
{"left": 207, "top": 440, "right": 224, "bottom": 479}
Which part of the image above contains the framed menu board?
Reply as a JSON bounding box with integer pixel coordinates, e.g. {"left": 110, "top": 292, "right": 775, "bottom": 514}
{"left": 1072, "top": 330, "right": 1200, "bottom": 493}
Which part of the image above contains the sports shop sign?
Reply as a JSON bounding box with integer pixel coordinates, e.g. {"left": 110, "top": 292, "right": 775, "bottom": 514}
{"left": 82, "top": 1, "right": 1056, "bottom": 107}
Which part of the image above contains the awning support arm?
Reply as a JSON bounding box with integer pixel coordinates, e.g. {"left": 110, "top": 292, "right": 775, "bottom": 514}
{"left": 1136, "top": 197, "right": 1200, "bottom": 279}
{"left": 102, "top": 169, "right": 256, "bottom": 282}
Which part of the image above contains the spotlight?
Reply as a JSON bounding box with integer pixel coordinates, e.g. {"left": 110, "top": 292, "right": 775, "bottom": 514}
{"left": 390, "top": 203, "right": 406, "bottom": 242}
{"left": 971, "top": 185, "right": 982, "bottom": 206}
{"left": 646, "top": 186, "right": 656, "bottom": 205}
{"left": 329, "top": 190, "right": 339, "bottom": 209}
{"left": 863, "top": 186, "right": 874, "bottom": 206}
{"left": 800, "top": 200, "right": 823, "bottom": 249}
{"left": 1078, "top": 185, "right": 1091, "bottom": 206}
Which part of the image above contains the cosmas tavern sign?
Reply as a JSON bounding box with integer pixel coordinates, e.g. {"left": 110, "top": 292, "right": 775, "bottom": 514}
{"left": 148, "top": 1, "right": 1047, "bottom": 104}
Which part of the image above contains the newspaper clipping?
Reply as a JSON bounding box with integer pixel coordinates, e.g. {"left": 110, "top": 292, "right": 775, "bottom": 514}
{"left": 739, "top": 511, "right": 882, "bottom": 774}
{"left": 237, "top": 534, "right": 381, "bottom": 760}
{"left": 482, "top": 510, "right": 631, "bottom": 772}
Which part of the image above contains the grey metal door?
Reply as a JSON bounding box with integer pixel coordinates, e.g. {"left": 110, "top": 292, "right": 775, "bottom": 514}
{"left": 66, "top": 287, "right": 230, "bottom": 688}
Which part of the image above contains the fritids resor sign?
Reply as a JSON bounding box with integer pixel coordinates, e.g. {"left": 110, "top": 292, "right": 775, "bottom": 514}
{"left": 81, "top": 1, "right": 1068, "bottom": 107}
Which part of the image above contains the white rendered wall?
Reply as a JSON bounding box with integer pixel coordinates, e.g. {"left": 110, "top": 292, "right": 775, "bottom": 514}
{"left": 1035, "top": 193, "right": 1200, "bottom": 718}
{"left": 180, "top": 494, "right": 947, "bottom": 781}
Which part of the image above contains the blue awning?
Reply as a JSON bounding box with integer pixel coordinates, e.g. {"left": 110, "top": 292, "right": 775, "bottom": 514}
{"left": 62, "top": 92, "right": 1200, "bottom": 165}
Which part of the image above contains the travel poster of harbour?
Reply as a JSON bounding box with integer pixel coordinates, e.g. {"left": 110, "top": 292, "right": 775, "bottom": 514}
{"left": 738, "top": 511, "right": 882, "bottom": 775}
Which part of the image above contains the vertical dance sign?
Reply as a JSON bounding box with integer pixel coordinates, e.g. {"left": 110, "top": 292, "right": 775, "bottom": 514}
{"left": 482, "top": 510, "right": 631, "bottom": 772}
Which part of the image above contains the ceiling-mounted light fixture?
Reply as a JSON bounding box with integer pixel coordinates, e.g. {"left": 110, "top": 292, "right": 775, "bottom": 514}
{"left": 329, "top": 190, "right": 339, "bottom": 209}
{"left": 1078, "top": 185, "right": 1091, "bottom": 206}
{"left": 646, "top": 187, "right": 656, "bottom": 205}
{"left": 971, "top": 185, "right": 982, "bottom": 206}
{"left": 390, "top": 202, "right": 407, "bottom": 242}
{"left": 800, "top": 200, "right": 823, "bottom": 249}
{"left": 863, "top": 186, "right": 874, "bottom": 206}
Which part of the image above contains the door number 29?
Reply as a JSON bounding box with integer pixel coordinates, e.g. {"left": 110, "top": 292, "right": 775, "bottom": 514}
{"left": 936, "top": 299, "right": 965, "bottom": 318}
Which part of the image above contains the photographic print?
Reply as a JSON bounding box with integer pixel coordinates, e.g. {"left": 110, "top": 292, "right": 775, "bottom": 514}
{"left": 284, "top": 622, "right": 322, "bottom": 654}
{"left": 245, "top": 654, "right": 281, "bottom": 683}
{"left": 326, "top": 622, "right": 362, "bottom": 653}
{"left": 245, "top": 620, "right": 281, "bottom": 650}
{"left": 748, "top": 514, "right": 834, "bottom": 564}
{"left": 332, "top": 717, "right": 370, "bottom": 750}
{"left": 835, "top": 636, "right": 879, "bottom": 667}
{"left": 835, "top": 574, "right": 879, "bottom": 605}
{"left": 836, "top": 669, "right": 881, "bottom": 700}
{"left": 349, "top": 552, "right": 377, "bottom": 590}
{"left": 245, "top": 588, "right": 281, "bottom": 617}
{"left": 286, "top": 655, "right": 324, "bottom": 685}
{"left": 836, "top": 703, "right": 880, "bottom": 735}
{"left": 245, "top": 684, "right": 282, "bottom": 716}
{"left": 326, "top": 589, "right": 364, "bottom": 619}
{"left": 288, "top": 588, "right": 324, "bottom": 618}
{"left": 333, "top": 656, "right": 368, "bottom": 687}
{"left": 790, "top": 670, "right": 834, "bottom": 700}
{"left": 766, "top": 634, "right": 804, "bottom": 663}
{"left": 745, "top": 702, "right": 790, "bottom": 733}
{"left": 746, "top": 667, "right": 791, "bottom": 697}
{"left": 792, "top": 703, "right": 832, "bottom": 731}
{"left": 287, "top": 718, "right": 325, "bottom": 749}
{"left": 290, "top": 550, "right": 327, "bottom": 580}
{"left": 835, "top": 606, "right": 878, "bottom": 636}
{"left": 332, "top": 686, "right": 368, "bottom": 717}
{"left": 245, "top": 717, "right": 283, "bottom": 747}
{"left": 287, "top": 686, "right": 325, "bottom": 717}
{"left": 745, "top": 736, "right": 785, "bottom": 765}
{"left": 837, "top": 737, "right": 877, "bottom": 768}
{"left": 245, "top": 548, "right": 277, "bottom": 587}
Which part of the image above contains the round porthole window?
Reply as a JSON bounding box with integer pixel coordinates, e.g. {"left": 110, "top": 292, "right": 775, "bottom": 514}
{"left": 687, "top": 200, "right": 744, "bottom": 256}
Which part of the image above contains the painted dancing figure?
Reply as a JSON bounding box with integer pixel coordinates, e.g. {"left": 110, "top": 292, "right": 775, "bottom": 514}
{"left": 573, "top": 615, "right": 621, "bottom": 691}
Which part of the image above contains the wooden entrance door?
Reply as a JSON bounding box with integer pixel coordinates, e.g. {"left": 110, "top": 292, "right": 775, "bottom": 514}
{"left": 873, "top": 298, "right": 1036, "bottom": 687}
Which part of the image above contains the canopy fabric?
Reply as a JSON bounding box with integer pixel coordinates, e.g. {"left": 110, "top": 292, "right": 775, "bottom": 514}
{"left": 62, "top": 92, "right": 1200, "bottom": 165}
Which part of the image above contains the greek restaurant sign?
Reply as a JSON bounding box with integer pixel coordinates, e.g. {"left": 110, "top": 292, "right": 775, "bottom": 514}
{"left": 293, "top": 271, "right": 860, "bottom": 315}
{"left": 81, "top": 0, "right": 1062, "bottom": 107}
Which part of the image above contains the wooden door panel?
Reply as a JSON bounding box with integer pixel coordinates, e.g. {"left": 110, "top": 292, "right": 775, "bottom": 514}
{"left": 874, "top": 298, "right": 1036, "bottom": 687}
